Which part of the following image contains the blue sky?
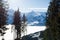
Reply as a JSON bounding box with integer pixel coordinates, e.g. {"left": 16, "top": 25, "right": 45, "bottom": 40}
{"left": 7, "top": 0, "right": 50, "bottom": 12}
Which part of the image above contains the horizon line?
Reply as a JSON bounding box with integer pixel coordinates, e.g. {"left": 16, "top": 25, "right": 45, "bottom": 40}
{"left": 9, "top": 8, "right": 48, "bottom": 13}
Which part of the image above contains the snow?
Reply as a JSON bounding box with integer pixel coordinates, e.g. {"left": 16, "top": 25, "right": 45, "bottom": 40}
{"left": 27, "top": 26, "right": 46, "bottom": 35}
{"left": 0, "top": 36, "right": 3, "bottom": 40}
{"left": 0, "top": 24, "right": 17, "bottom": 40}
{"left": 28, "top": 21, "right": 39, "bottom": 26}
{"left": 0, "top": 25, "right": 46, "bottom": 40}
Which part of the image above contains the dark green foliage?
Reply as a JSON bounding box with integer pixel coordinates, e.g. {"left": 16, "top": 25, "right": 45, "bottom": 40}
{"left": 43, "top": 0, "right": 60, "bottom": 40}
{"left": 43, "top": 28, "right": 53, "bottom": 40}
{"left": 0, "top": 0, "right": 8, "bottom": 28}
{"left": 22, "top": 14, "right": 27, "bottom": 23}
{"left": 13, "top": 9, "right": 21, "bottom": 40}
{"left": 13, "top": 9, "right": 27, "bottom": 40}
{"left": 39, "top": 31, "right": 44, "bottom": 38}
{"left": 22, "top": 35, "right": 38, "bottom": 40}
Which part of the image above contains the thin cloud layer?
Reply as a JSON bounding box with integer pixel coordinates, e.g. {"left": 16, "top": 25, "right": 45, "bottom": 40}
{"left": 19, "top": 8, "right": 47, "bottom": 13}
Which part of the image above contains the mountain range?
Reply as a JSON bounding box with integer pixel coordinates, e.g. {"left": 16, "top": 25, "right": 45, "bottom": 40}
{"left": 7, "top": 9, "right": 46, "bottom": 26}
{"left": 26, "top": 11, "right": 46, "bottom": 26}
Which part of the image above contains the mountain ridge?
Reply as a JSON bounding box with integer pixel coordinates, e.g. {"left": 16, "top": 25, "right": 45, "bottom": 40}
{"left": 7, "top": 9, "right": 46, "bottom": 26}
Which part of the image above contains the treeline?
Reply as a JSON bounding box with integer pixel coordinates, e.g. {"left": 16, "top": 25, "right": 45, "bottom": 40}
{"left": 0, "top": 0, "right": 27, "bottom": 40}
{"left": 43, "top": 0, "right": 60, "bottom": 40}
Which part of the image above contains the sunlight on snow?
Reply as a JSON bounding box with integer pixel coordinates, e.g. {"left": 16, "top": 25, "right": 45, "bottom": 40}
{"left": 0, "top": 25, "right": 46, "bottom": 40}
{"left": 0, "top": 25, "right": 17, "bottom": 40}
{"left": 27, "top": 26, "right": 46, "bottom": 35}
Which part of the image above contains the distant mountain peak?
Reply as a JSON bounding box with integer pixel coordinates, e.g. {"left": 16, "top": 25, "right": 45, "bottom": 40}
{"left": 8, "top": 9, "right": 46, "bottom": 26}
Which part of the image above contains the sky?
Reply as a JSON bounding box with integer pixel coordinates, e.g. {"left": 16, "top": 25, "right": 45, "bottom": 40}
{"left": 7, "top": 0, "right": 50, "bottom": 12}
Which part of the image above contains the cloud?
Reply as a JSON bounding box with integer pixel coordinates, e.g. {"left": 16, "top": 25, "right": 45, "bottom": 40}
{"left": 19, "top": 8, "right": 47, "bottom": 13}
{"left": 7, "top": 0, "right": 48, "bottom": 13}
{"left": 28, "top": 21, "right": 39, "bottom": 26}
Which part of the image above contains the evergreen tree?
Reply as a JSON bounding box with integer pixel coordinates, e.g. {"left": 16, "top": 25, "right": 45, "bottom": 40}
{"left": 22, "top": 14, "right": 27, "bottom": 36}
{"left": 43, "top": 0, "right": 60, "bottom": 40}
{"left": 13, "top": 9, "right": 21, "bottom": 40}
{"left": 0, "top": 0, "right": 8, "bottom": 28}
{"left": 22, "top": 14, "right": 27, "bottom": 23}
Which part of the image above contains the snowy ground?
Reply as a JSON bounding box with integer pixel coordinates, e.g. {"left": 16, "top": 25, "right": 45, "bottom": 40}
{"left": 0, "top": 25, "right": 46, "bottom": 40}
{"left": 27, "top": 26, "right": 46, "bottom": 35}
{"left": 0, "top": 25, "right": 17, "bottom": 40}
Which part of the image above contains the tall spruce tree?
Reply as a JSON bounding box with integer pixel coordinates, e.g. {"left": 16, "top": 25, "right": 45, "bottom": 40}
{"left": 13, "top": 9, "right": 21, "bottom": 40}
{"left": 0, "top": 0, "right": 8, "bottom": 28}
{"left": 43, "top": 0, "right": 60, "bottom": 40}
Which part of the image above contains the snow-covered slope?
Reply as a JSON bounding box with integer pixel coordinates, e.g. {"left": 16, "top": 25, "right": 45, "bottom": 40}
{"left": 27, "top": 26, "right": 46, "bottom": 35}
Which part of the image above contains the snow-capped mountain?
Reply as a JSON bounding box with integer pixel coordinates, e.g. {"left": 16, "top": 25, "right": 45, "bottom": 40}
{"left": 26, "top": 11, "right": 46, "bottom": 26}
{"left": 7, "top": 9, "right": 46, "bottom": 26}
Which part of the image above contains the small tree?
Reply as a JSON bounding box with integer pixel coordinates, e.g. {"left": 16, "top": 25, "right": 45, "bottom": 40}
{"left": 22, "top": 14, "right": 27, "bottom": 36}
{"left": 22, "top": 14, "right": 27, "bottom": 23}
